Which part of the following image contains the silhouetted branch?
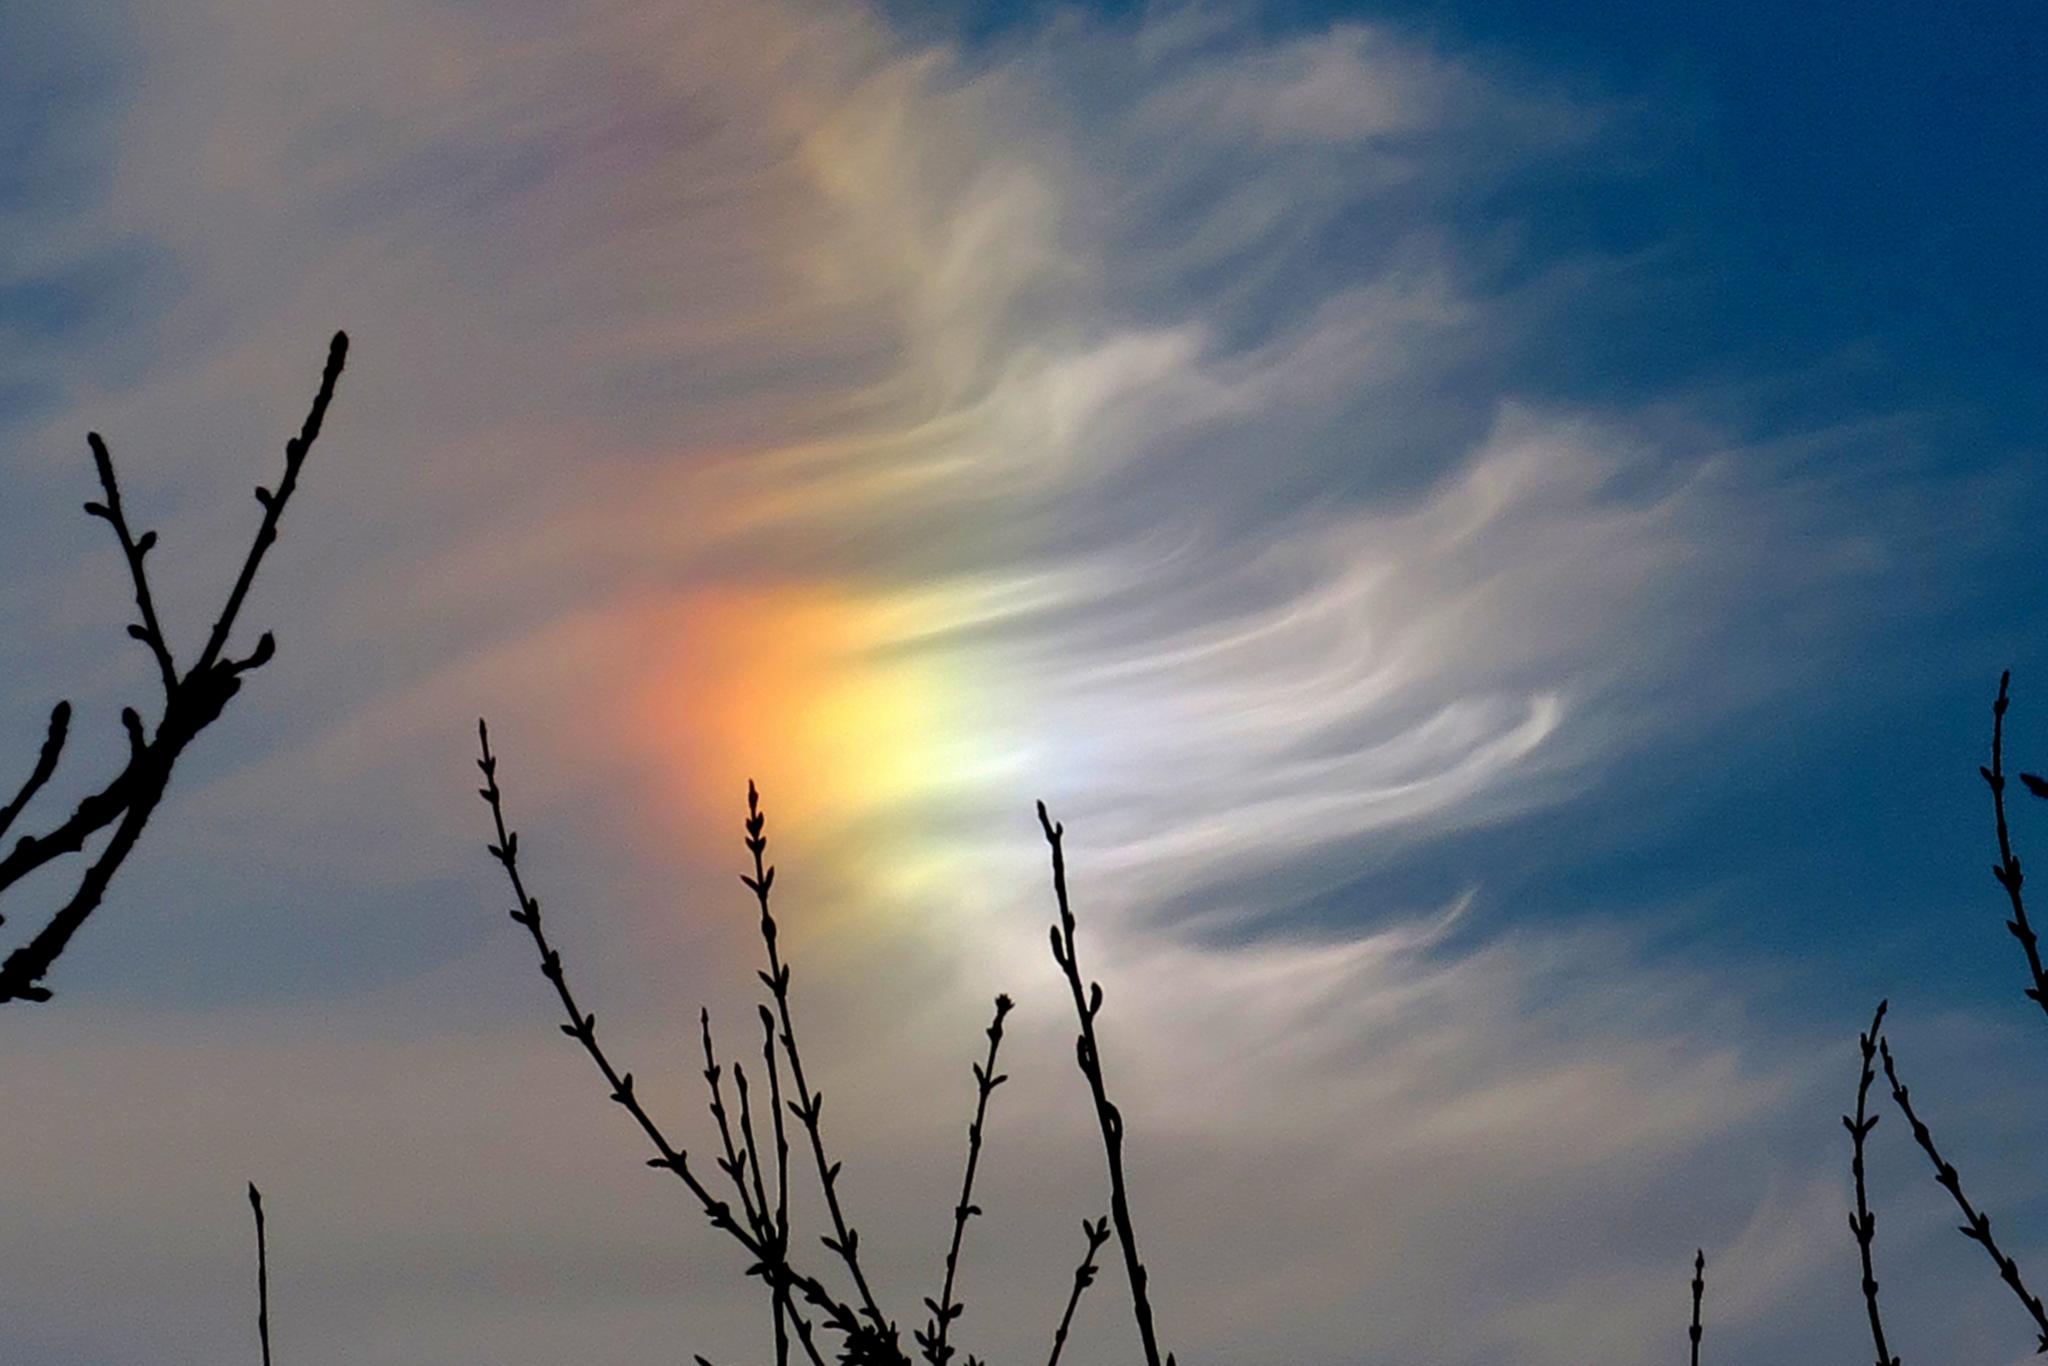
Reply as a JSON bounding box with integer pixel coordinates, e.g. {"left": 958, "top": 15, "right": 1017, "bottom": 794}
{"left": 0, "top": 757, "right": 138, "bottom": 898}
{"left": 917, "top": 994, "right": 1014, "bottom": 1366}
{"left": 744, "top": 782, "right": 900, "bottom": 1358}
{"left": 703, "top": 1009, "right": 771, "bottom": 1242}
{"left": 474, "top": 724, "right": 858, "bottom": 1365}
{"left": 761, "top": 1003, "right": 795, "bottom": 1366}
{"left": 1037, "top": 801, "right": 1173, "bottom": 1366}
{"left": 0, "top": 331, "right": 348, "bottom": 1003}
{"left": 249, "top": 1183, "right": 272, "bottom": 1366}
{"left": 1843, "top": 1001, "right": 1900, "bottom": 1366}
{"left": 194, "top": 333, "right": 348, "bottom": 677}
{"left": 1044, "top": 1216, "right": 1111, "bottom": 1366}
{"left": 0, "top": 702, "right": 70, "bottom": 858}
{"left": 720, "top": 1021, "right": 797, "bottom": 1365}
{"left": 1983, "top": 673, "right": 2048, "bottom": 1022}
{"left": 1689, "top": 1249, "right": 1704, "bottom": 1366}
{"left": 734, "top": 1057, "right": 774, "bottom": 1251}
{"left": 1881, "top": 1035, "right": 2048, "bottom": 1353}
{"left": 84, "top": 432, "right": 178, "bottom": 694}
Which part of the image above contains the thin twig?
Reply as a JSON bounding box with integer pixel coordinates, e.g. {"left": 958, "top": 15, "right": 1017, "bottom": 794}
{"left": 1843, "top": 1001, "right": 1899, "bottom": 1366}
{"left": 1689, "top": 1249, "right": 1704, "bottom": 1366}
{"left": 1044, "top": 1217, "right": 1111, "bottom": 1366}
{"left": 84, "top": 432, "right": 179, "bottom": 694}
{"left": 734, "top": 1058, "right": 774, "bottom": 1251}
{"left": 743, "top": 782, "right": 899, "bottom": 1356}
{"left": 1983, "top": 672, "right": 2048, "bottom": 1022}
{"left": 249, "top": 1183, "right": 272, "bottom": 1366}
{"left": 1881, "top": 1035, "right": 2048, "bottom": 1353}
{"left": 475, "top": 724, "right": 859, "bottom": 1363}
{"left": 702, "top": 1009, "right": 769, "bottom": 1241}
{"left": 1037, "top": 802, "right": 1172, "bottom": 1366}
{"left": 194, "top": 332, "right": 348, "bottom": 676}
{"left": 762, "top": 1004, "right": 794, "bottom": 1366}
{"left": 917, "top": 994, "right": 1014, "bottom": 1366}
{"left": 0, "top": 702, "right": 69, "bottom": 857}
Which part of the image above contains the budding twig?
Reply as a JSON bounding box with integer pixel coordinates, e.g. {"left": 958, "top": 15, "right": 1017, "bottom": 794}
{"left": 917, "top": 994, "right": 1014, "bottom": 1366}
{"left": 1843, "top": 1001, "right": 1899, "bottom": 1366}
{"left": 1038, "top": 802, "right": 1172, "bottom": 1366}
{"left": 1689, "top": 1249, "right": 1704, "bottom": 1366}
{"left": 475, "top": 724, "right": 851, "bottom": 1366}
{"left": 1044, "top": 1217, "right": 1112, "bottom": 1366}
{"left": 743, "top": 782, "right": 899, "bottom": 1357}
{"left": 1881, "top": 1035, "right": 2048, "bottom": 1354}
{"left": 0, "top": 703, "right": 70, "bottom": 862}
{"left": 1983, "top": 673, "right": 2048, "bottom": 1022}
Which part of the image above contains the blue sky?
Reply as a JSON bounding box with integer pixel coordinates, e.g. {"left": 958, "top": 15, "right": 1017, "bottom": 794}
{"left": 1, "top": 1, "right": 2046, "bottom": 1363}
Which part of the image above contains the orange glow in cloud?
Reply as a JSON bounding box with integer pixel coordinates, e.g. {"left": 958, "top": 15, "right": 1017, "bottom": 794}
{"left": 629, "top": 583, "right": 978, "bottom": 854}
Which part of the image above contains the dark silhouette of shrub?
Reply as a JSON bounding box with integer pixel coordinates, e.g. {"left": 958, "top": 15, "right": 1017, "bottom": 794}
{"left": 0, "top": 332, "right": 349, "bottom": 1003}
{"left": 473, "top": 721, "right": 1173, "bottom": 1366}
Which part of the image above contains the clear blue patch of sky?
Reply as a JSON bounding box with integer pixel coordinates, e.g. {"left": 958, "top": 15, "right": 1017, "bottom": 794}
{"left": 891, "top": 0, "right": 2045, "bottom": 439}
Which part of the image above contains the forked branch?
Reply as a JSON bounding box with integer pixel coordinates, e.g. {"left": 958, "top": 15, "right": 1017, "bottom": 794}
{"left": 474, "top": 723, "right": 852, "bottom": 1366}
{"left": 1044, "top": 1217, "right": 1112, "bottom": 1366}
{"left": 0, "top": 331, "right": 347, "bottom": 1002}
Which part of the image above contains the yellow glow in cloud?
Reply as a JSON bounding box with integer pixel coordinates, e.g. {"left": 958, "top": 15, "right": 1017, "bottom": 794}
{"left": 630, "top": 584, "right": 976, "bottom": 845}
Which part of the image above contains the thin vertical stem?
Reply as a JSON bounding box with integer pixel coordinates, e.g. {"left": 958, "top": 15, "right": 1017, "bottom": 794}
{"left": 1689, "top": 1249, "right": 1704, "bottom": 1366}
{"left": 918, "top": 995, "right": 1014, "bottom": 1366}
{"left": 1984, "top": 673, "right": 2048, "bottom": 1020}
{"left": 249, "top": 1183, "right": 272, "bottom": 1366}
{"left": 1038, "top": 802, "right": 1171, "bottom": 1366}
{"left": 1844, "top": 1001, "right": 1899, "bottom": 1366}
{"left": 744, "top": 782, "right": 894, "bottom": 1348}
{"left": 762, "top": 1005, "right": 794, "bottom": 1366}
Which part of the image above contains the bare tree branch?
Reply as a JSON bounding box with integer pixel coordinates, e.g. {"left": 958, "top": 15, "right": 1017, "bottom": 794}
{"left": 249, "top": 1183, "right": 272, "bottom": 1366}
{"left": 1843, "top": 1001, "right": 1900, "bottom": 1366}
{"left": 1689, "top": 1249, "right": 1704, "bottom": 1366}
{"left": 0, "top": 331, "right": 348, "bottom": 1002}
{"left": 1881, "top": 1035, "right": 2048, "bottom": 1354}
{"left": 1983, "top": 672, "right": 2048, "bottom": 1021}
{"left": 83, "top": 432, "right": 178, "bottom": 695}
{"left": 1038, "top": 801, "right": 1173, "bottom": 1366}
{"left": 1044, "top": 1217, "right": 1111, "bottom": 1366}
{"left": 475, "top": 723, "right": 859, "bottom": 1365}
{"left": 917, "top": 994, "right": 1013, "bottom": 1366}
{"left": 0, "top": 702, "right": 70, "bottom": 860}
{"left": 743, "top": 782, "right": 898, "bottom": 1354}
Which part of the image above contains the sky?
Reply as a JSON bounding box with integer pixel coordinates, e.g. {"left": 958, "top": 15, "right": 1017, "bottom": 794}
{"left": 1, "top": 0, "right": 2045, "bottom": 1362}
